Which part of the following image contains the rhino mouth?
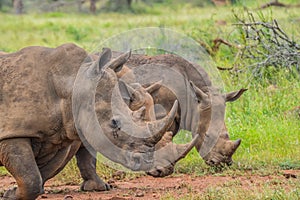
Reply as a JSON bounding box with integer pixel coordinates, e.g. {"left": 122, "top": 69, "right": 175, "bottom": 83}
{"left": 204, "top": 138, "right": 241, "bottom": 167}
{"left": 205, "top": 157, "right": 233, "bottom": 167}
{"left": 146, "top": 164, "right": 175, "bottom": 177}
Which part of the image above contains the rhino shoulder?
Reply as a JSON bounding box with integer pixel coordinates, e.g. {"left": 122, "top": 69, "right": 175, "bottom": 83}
{"left": 0, "top": 44, "right": 87, "bottom": 141}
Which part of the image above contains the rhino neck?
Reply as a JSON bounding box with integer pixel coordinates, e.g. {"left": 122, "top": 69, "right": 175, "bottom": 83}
{"left": 178, "top": 94, "right": 208, "bottom": 153}
{"left": 197, "top": 90, "right": 226, "bottom": 159}
{"left": 180, "top": 86, "right": 218, "bottom": 159}
{"left": 192, "top": 106, "right": 211, "bottom": 153}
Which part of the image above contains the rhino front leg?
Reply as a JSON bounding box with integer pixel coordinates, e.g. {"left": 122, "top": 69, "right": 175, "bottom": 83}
{"left": 0, "top": 138, "right": 43, "bottom": 200}
{"left": 76, "top": 146, "right": 111, "bottom": 191}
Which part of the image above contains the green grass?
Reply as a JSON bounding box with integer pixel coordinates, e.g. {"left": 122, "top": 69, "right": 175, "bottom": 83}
{"left": 0, "top": 3, "right": 299, "bottom": 197}
{"left": 161, "top": 182, "right": 300, "bottom": 200}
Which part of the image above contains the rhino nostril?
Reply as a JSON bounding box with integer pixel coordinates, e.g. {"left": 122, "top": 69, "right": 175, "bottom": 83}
{"left": 156, "top": 169, "right": 163, "bottom": 176}
{"left": 130, "top": 153, "right": 142, "bottom": 171}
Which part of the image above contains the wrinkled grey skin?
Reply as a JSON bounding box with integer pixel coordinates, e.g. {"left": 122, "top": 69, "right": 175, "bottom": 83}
{"left": 0, "top": 44, "right": 197, "bottom": 199}
{"left": 113, "top": 53, "right": 247, "bottom": 176}
{"left": 0, "top": 44, "right": 105, "bottom": 200}
{"left": 72, "top": 48, "right": 198, "bottom": 172}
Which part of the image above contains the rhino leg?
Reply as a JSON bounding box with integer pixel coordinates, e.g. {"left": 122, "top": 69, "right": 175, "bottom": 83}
{"left": 76, "top": 146, "right": 111, "bottom": 191}
{"left": 0, "top": 138, "right": 44, "bottom": 200}
{"left": 39, "top": 141, "right": 81, "bottom": 182}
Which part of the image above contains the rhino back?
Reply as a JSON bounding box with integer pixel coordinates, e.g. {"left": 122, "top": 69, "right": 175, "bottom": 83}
{"left": 125, "top": 54, "right": 212, "bottom": 90}
{"left": 0, "top": 43, "right": 87, "bottom": 141}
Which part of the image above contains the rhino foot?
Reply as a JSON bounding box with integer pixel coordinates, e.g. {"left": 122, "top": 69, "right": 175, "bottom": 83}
{"left": 80, "top": 180, "right": 112, "bottom": 191}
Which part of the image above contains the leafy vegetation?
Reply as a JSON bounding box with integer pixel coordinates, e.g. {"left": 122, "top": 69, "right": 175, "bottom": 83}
{"left": 0, "top": 1, "right": 299, "bottom": 198}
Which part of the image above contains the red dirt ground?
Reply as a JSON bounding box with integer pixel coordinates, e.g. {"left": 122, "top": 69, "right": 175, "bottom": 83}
{"left": 1, "top": 170, "right": 299, "bottom": 200}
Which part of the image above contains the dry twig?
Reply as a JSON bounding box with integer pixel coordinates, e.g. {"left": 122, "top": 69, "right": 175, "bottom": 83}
{"left": 233, "top": 11, "right": 300, "bottom": 77}
{"left": 259, "top": 0, "right": 300, "bottom": 9}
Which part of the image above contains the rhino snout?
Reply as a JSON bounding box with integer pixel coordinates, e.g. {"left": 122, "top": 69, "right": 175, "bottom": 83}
{"left": 205, "top": 156, "right": 233, "bottom": 167}
{"left": 146, "top": 164, "right": 174, "bottom": 177}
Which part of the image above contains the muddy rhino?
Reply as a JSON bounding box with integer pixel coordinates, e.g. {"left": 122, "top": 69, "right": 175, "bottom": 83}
{"left": 112, "top": 53, "right": 247, "bottom": 176}
{"left": 0, "top": 44, "right": 198, "bottom": 200}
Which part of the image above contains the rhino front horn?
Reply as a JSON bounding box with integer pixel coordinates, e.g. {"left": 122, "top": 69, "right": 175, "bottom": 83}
{"left": 146, "top": 100, "right": 178, "bottom": 144}
{"left": 147, "top": 134, "right": 200, "bottom": 177}
{"left": 172, "top": 134, "right": 200, "bottom": 163}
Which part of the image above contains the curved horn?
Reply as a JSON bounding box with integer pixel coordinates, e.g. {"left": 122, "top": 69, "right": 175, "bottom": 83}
{"left": 155, "top": 131, "right": 173, "bottom": 150}
{"left": 171, "top": 134, "right": 200, "bottom": 163}
{"left": 145, "top": 80, "right": 163, "bottom": 94}
{"left": 146, "top": 100, "right": 178, "bottom": 144}
{"left": 112, "top": 81, "right": 176, "bottom": 144}
{"left": 225, "top": 138, "right": 242, "bottom": 158}
{"left": 147, "top": 134, "right": 200, "bottom": 177}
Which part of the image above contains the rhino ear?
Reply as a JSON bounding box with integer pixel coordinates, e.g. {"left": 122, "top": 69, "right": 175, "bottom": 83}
{"left": 118, "top": 80, "right": 134, "bottom": 105}
{"left": 224, "top": 88, "right": 247, "bottom": 102}
{"left": 87, "top": 48, "right": 112, "bottom": 77}
{"left": 98, "top": 48, "right": 112, "bottom": 71}
{"left": 189, "top": 81, "right": 208, "bottom": 102}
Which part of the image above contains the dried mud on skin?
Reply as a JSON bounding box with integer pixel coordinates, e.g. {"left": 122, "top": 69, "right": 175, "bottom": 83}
{"left": 0, "top": 170, "right": 299, "bottom": 200}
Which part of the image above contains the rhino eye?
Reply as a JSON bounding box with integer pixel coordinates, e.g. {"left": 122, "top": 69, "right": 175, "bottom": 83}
{"left": 110, "top": 118, "right": 121, "bottom": 129}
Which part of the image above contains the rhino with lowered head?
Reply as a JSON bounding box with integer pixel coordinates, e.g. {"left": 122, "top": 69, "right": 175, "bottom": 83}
{"left": 0, "top": 44, "right": 198, "bottom": 200}
{"left": 112, "top": 52, "right": 247, "bottom": 177}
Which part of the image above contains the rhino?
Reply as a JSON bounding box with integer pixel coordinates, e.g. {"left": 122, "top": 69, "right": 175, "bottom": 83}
{"left": 0, "top": 44, "right": 198, "bottom": 200}
{"left": 111, "top": 52, "right": 247, "bottom": 177}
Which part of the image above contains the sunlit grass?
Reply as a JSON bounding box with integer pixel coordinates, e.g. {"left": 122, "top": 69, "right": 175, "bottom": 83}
{"left": 161, "top": 181, "right": 300, "bottom": 200}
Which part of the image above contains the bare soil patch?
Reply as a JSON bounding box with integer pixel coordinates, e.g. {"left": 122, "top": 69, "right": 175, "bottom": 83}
{"left": 1, "top": 170, "right": 299, "bottom": 200}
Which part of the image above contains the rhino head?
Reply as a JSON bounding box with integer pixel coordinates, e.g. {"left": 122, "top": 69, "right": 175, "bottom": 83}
{"left": 190, "top": 82, "right": 247, "bottom": 167}
{"left": 72, "top": 48, "right": 198, "bottom": 172}
{"left": 116, "top": 78, "right": 198, "bottom": 177}
{"left": 118, "top": 80, "right": 162, "bottom": 122}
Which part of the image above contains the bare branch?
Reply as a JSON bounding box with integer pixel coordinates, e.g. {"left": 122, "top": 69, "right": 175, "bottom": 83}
{"left": 259, "top": 0, "right": 300, "bottom": 9}
{"left": 232, "top": 11, "right": 300, "bottom": 78}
